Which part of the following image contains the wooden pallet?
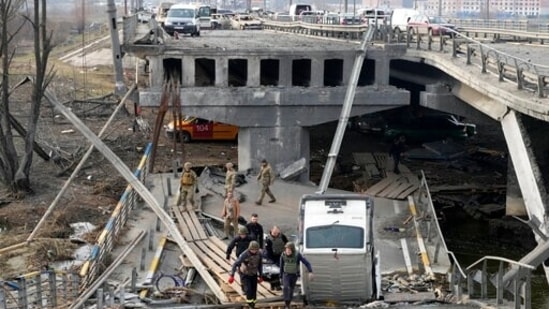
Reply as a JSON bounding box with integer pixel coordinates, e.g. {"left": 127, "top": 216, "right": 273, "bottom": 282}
{"left": 365, "top": 174, "right": 419, "bottom": 200}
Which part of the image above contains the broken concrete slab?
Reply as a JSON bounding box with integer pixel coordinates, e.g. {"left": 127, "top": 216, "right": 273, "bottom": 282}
{"left": 279, "top": 157, "right": 307, "bottom": 181}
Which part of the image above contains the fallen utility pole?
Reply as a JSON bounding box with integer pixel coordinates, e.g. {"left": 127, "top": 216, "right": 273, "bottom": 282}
{"left": 43, "top": 89, "right": 229, "bottom": 304}
{"left": 27, "top": 84, "right": 137, "bottom": 243}
{"left": 317, "top": 27, "right": 376, "bottom": 194}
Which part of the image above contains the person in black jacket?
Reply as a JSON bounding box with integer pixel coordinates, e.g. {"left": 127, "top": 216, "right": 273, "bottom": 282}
{"left": 245, "top": 213, "right": 264, "bottom": 249}
{"left": 226, "top": 226, "right": 254, "bottom": 260}
{"left": 389, "top": 135, "right": 406, "bottom": 174}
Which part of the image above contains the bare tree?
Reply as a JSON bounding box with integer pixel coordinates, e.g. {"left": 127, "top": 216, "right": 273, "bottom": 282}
{"left": 0, "top": 0, "right": 55, "bottom": 195}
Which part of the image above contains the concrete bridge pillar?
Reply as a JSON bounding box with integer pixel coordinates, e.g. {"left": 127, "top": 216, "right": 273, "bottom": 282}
{"left": 310, "top": 57, "right": 324, "bottom": 87}
{"left": 215, "top": 57, "right": 228, "bottom": 87}
{"left": 238, "top": 126, "right": 310, "bottom": 182}
{"left": 149, "top": 57, "right": 164, "bottom": 88}
{"left": 342, "top": 55, "right": 355, "bottom": 85}
{"left": 375, "top": 57, "right": 390, "bottom": 86}
{"left": 279, "top": 58, "right": 292, "bottom": 87}
{"left": 247, "top": 56, "right": 260, "bottom": 87}
{"left": 182, "top": 55, "right": 195, "bottom": 87}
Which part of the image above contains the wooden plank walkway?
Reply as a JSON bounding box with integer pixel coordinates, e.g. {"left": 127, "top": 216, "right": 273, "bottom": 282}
{"left": 171, "top": 206, "right": 282, "bottom": 303}
{"left": 364, "top": 174, "right": 419, "bottom": 200}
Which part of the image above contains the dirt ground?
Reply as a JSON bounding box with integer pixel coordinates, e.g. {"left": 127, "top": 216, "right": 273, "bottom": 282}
{"left": 0, "top": 54, "right": 240, "bottom": 277}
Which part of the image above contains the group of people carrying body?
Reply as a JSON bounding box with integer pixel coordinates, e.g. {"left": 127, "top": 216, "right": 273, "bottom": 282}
{"left": 225, "top": 214, "right": 313, "bottom": 309}
{"left": 177, "top": 159, "right": 313, "bottom": 309}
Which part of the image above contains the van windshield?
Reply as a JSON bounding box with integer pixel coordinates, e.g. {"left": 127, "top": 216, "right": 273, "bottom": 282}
{"left": 306, "top": 225, "right": 364, "bottom": 249}
{"left": 168, "top": 8, "right": 195, "bottom": 18}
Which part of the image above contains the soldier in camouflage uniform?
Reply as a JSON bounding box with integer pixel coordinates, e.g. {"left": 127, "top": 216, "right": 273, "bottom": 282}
{"left": 255, "top": 159, "right": 276, "bottom": 205}
{"left": 177, "top": 162, "right": 197, "bottom": 209}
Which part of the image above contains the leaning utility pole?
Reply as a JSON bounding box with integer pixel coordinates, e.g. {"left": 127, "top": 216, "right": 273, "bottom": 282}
{"left": 107, "top": 0, "right": 128, "bottom": 96}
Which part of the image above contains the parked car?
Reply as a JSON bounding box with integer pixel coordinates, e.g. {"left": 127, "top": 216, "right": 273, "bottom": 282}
{"left": 407, "top": 14, "right": 458, "bottom": 37}
{"left": 231, "top": 14, "right": 263, "bottom": 30}
{"left": 339, "top": 13, "right": 363, "bottom": 25}
{"left": 386, "top": 114, "right": 476, "bottom": 142}
{"left": 390, "top": 8, "right": 419, "bottom": 35}
{"left": 350, "top": 113, "right": 476, "bottom": 142}
{"left": 164, "top": 117, "right": 239, "bottom": 142}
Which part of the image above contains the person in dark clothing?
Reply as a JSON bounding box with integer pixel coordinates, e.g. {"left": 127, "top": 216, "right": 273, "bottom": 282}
{"left": 226, "top": 226, "right": 254, "bottom": 259}
{"left": 279, "top": 242, "right": 313, "bottom": 309}
{"left": 245, "top": 213, "right": 264, "bottom": 249}
{"left": 228, "top": 241, "right": 263, "bottom": 309}
{"left": 389, "top": 135, "right": 406, "bottom": 174}
{"left": 264, "top": 225, "right": 289, "bottom": 264}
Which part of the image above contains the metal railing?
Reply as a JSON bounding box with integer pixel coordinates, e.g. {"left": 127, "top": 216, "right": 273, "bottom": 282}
{"left": 0, "top": 270, "right": 80, "bottom": 308}
{"left": 402, "top": 27, "right": 549, "bottom": 98}
{"left": 465, "top": 256, "right": 535, "bottom": 309}
{"left": 79, "top": 142, "right": 153, "bottom": 288}
{"left": 260, "top": 20, "right": 549, "bottom": 99}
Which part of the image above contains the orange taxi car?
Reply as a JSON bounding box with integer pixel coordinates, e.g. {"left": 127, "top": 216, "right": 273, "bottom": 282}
{"left": 164, "top": 117, "right": 238, "bottom": 142}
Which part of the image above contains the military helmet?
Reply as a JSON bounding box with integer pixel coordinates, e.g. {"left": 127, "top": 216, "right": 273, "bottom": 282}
{"left": 238, "top": 226, "right": 248, "bottom": 234}
{"left": 248, "top": 240, "right": 260, "bottom": 250}
{"left": 285, "top": 242, "right": 296, "bottom": 251}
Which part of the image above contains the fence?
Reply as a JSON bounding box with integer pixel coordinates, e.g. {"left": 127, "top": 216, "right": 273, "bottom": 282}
{"left": 79, "top": 142, "right": 153, "bottom": 289}
{"left": 0, "top": 270, "right": 80, "bottom": 308}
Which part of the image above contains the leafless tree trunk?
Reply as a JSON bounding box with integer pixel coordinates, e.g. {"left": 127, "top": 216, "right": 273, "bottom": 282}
{"left": 0, "top": 0, "right": 26, "bottom": 193}
{"left": 0, "top": 0, "right": 54, "bottom": 196}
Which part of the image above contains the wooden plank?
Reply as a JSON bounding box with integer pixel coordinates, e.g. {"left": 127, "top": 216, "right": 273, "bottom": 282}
{"left": 364, "top": 174, "right": 399, "bottom": 195}
{"left": 373, "top": 152, "right": 388, "bottom": 169}
{"left": 396, "top": 185, "right": 419, "bottom": 200}
{"left": 181, "top": 211, "right": 202, "bottom": 241}
{"left": 377, "top": 179, "right": 407, "bottom": 198}
{"left": 387, "top": 182, "right": 414, "bottom": 199}
{"left": 172, "top": 206, "right": 194, "bottom": 241}
{"left": 187, "top": 210, "right": 209, "bottom": 240}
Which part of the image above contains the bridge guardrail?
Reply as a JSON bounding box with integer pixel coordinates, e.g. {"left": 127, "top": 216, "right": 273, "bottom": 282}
{"left": 403, "top": 28, "right": 549, "bottom": 98}
{"left": 262, "top": 20, "right": 549, "bottom": 98}
{"left": 78, "top": 142, "right": 153, "bottom": 288}
{"left": 0, "top": 270, "right": 80, "bottom": 308}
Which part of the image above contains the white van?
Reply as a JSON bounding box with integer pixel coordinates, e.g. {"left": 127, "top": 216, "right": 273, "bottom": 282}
{"left": 298, "top": 194, "right": 378, "bottom": 305}
{"left": 390, "top": 8, "right": 419, "bottom": 35}
{"left": 289, "top": 3, "right": 314, "bottom": 18}
{"left": 163, "top": 3, "right": 204, "bottom": 36}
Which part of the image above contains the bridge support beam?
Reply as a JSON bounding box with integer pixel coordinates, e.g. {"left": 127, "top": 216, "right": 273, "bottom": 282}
{"left": 506, "top": 160, "right": 527, "bottom": 216}
{"left": 501, "top": 110, "right": 549, "bottom": 283}
{"left": 375, "top": 57, "right": 390, "bottom": 86}
{"left": 238, "top": 126, "right": 309, "bottom": 182}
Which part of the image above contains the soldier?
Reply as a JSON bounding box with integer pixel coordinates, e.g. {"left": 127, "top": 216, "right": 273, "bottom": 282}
{"left": 221, "top": 191, "right": 240, "bottom": 239}
{"left": 177, "top": 162, "right": 198, "bottom": 209}
{"left": 280, "top": 242, "right": 313, "bottom": 309}
{"left": 255, "top": 159, "right": 276, "bottom": 205}
{"left": 225, "top": 162, "right": 237, "bottom": 196}
{"left": 228, "top": 241, "right": 263, "bottom": 309}
{"left": 264, "top": 226, "right": 288, "bottom": 264}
